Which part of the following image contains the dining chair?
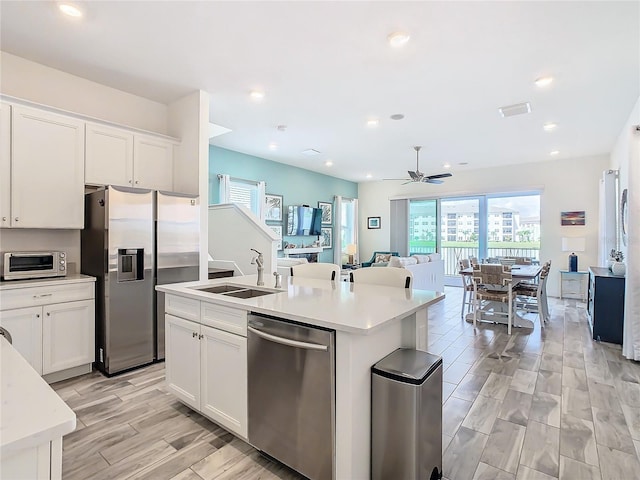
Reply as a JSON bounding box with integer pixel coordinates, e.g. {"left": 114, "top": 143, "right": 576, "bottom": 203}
{"left": 514, "top": 257, "right": 532, "bottom": 265}
{"left": 459, "top": 259, "right": 474, "bottom": 318}
{"left": 291, "top": 263, "right": 340, "bottom": 281}
{"left": 350, "top": 267, "right": 413, "bottom": 289}
{"left": 472, "top": 264, "right": 516, "bottom": 334}
{"left": 515, "top": 261, "right": 551, "bottom": 326}
{"left": 469, "top": 256, "right": 479, "bottom": 268}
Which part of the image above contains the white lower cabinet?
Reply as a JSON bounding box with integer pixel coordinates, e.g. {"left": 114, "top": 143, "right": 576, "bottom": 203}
{"left": 0, "top": 280, "right": 95, "bottom": 380}
{"left": 0, "top": 307, "right": 43, "bottom": 375}
{"left": 42, "top": 300, "right": 95, "bottom": 375}
{"left": 165, "top": 302, "right": 248, "bottom": 439}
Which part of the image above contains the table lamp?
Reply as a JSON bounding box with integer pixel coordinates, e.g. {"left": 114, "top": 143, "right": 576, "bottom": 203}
{"left": 562, "top": 237, "right": 586, "bottom": 272}
{"left": 346, "top": 244, "right": 357, "bottom": 265}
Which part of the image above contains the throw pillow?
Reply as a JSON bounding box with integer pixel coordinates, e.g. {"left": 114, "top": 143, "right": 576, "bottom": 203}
{"left": 389, "top": 256, "right": 417, "bottom": 268}
{"left": 412, "top": 254, "right": 431, "bottom": 264}
{"left": 375, "top": 254, "right": 392, "bottom": 263}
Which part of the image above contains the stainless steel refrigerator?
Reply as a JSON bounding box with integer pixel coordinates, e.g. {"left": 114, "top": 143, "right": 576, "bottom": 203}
{"left": 155, "top": 190, "right": 200, "bottom": 360}
{"left": 82, "top": 187, "right": 199, "bottom": 375}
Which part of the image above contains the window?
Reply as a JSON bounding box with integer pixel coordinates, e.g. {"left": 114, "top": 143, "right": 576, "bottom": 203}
{"left": 218, "top": 174, "right": 265, "bottom": 218}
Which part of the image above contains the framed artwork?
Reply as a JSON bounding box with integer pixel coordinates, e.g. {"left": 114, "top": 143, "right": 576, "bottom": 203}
{"left": 264, "top": 194, "right": 283, "bottom": 222}
{"left": 561, "top": 211, "right": 585, "bottom": 226}
{"left": 367, "top": 216, "right": 381, "bottom": 229}
{"left": 320, "top": 227, "right": 332, "bottom": 249}
{"left": 318, "top": 201, "right": 332, "bottom": 225}
{"left": 269, "top": 225, "right": 283, "bottom": 251}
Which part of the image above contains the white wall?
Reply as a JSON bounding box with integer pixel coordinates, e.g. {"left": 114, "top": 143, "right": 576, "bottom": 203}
{"left": 168, "top": 90, "right": 210, "bottom": 280}
{"left": 0, "top": 52, "right": 169, "bottom": 133}
{"left": 358, "top": 155, "right": 609, "bottom": 297}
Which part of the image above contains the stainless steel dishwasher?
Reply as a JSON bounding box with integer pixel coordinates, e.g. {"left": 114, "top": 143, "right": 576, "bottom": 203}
{"left": 248, "top": 312, "right": 335, "bottom": 480}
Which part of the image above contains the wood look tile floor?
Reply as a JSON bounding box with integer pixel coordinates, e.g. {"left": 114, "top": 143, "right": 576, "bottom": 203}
{"left": 53, "top": 287, "right": 640, "bottom": 480}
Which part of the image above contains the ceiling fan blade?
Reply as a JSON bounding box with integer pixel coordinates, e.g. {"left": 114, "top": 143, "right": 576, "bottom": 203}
{"left": 382, "top": 178, "right": 411, "bottom": 181}
{"left": 424, "top": 178, "right": 444, "bottom": 184}
{"left": 426, "top": 172, "right": 453, "bottom": 180}
{"left": 408, "top": 170, "right": 419, "bottom": 181}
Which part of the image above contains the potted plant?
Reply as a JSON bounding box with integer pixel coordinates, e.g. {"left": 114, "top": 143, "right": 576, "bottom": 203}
{"left": 609, "top": 249, "right": 626, "bottom": 276}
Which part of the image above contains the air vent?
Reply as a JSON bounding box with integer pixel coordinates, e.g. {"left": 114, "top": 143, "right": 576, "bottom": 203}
{"left": 498, "top": 102, "right": 531, "bottom": 118}
{"left": 302, "top": 149, "right": 321, "bottom": 156}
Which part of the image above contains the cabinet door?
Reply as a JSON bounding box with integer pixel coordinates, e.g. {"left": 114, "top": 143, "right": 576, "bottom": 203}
{"left": 133, "top": 135, "right": 174, "bottom": 190}
{"left": 85, "top": 123, "right": 134, "bottom": 187}
{"left": 200, "top": 325, "right": 247, "bottom": 438}
{"left": 165, "top": 314, "right": 200, "bottom": 410}
{"left": 11, "top": 105, "right": 85, "bottom": 228}
{"left": 42, "top": 300, "right": 95, "bottom": 375}
{"left": 0, "top": 307, "right": 43, "bottom": 375}
{"left": 0, "top": 103, "right": 11, "bottom": 227}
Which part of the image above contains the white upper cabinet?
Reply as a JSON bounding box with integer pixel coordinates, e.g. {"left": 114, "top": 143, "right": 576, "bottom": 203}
{"left": 85, "top": 123, "right": 134, "bottom": 187}
{"left": 134, "top": 134, "right": 174, "bottom": 191}
{"left": 10, "top": 105, "right": 84, "bottom": 228}
{"left": 0, "top": 103, "right": 10, "bottom": 227}
{"left": 85, "top": 124, "right": 174, "bottom": 191}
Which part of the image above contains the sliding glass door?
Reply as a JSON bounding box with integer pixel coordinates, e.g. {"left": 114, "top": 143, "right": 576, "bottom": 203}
{"left": 487, "top": 194, "right": 540, "bottom": 260}
{"left": 409, "top": 199, "right": 437, "bottom": 255}
{"left": 439, "top": 197, "right": 482, "bottom": 276}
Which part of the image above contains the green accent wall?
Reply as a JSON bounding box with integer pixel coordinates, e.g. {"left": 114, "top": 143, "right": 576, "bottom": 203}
{"left": 209, "top": 146, "right": 358, "bottom": 262}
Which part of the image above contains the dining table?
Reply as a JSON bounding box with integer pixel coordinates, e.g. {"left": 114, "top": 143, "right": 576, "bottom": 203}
{"left": 460, "top": 264, "right": 543, "bottom": 328}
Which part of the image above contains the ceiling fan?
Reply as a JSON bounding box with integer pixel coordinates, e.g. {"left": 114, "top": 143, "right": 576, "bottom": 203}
{"left": 386, "top": 146, "right": 453, "bottom": 184}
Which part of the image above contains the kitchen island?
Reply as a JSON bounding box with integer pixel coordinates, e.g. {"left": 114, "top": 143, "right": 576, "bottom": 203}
{"left": 157, "top": 274, "right": 444, "bottom": 479}
{"left": 0, "top": 336, "right": 76, "bottom": 479}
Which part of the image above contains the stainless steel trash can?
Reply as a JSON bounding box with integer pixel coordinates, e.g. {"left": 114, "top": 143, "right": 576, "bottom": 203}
{"left": 371, "top": 348, "right": 443, "bottom": 480}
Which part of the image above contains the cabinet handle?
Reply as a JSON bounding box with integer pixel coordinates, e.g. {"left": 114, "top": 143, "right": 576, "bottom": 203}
{"left": 33, "top": 293, "right": 53, "bottom": 298}
{"left": 14, "top": 217, "right": 18, "bottom": 222}
{"left": 36, "top": 314, "right": 40, "bottom": 318}
{"left": 128, "top": 180, "right": 132, "bottom": 184}
{"left": 135, "top": 181, "right": 139, "bottom": 185}
{"left": 199, "top": 334, "right": 203, "bottom": 339}
{"left": 2, "top": 216, "right": 6, "bottom": 221}
{"left": 47, "top": 312, "right": 51, "bottom": 316}
{"left": 192, "top": 331, "right": 197, "bottom": 338}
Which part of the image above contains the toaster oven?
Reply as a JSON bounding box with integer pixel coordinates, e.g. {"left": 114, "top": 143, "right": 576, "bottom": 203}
{"left": 2, "top": 251, "right": 67, "bottom": 281}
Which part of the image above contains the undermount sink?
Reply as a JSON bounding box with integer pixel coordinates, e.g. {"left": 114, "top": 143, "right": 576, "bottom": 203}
{"left": 194, "top": 285, "right": 245, "bottom": 294}
{"left": 222, "top": 289, "right": 276, "bottom": 299}
{"left": 190, "top": 284, "right": 278, "bottom": 299}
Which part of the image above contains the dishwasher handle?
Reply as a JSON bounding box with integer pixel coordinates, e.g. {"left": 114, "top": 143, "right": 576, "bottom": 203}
{"left": 248, "top": 326, "right": 328, "bottom": 351}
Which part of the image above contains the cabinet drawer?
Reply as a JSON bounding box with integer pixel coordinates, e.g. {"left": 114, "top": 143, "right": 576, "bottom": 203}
{"left": 166, "top": 294, "right": 200, "bottom": 322}
{"left": 0, "top": 283, "right": 94, "bottom": 311}
{"left": 201, "top": 302, "right": 247, "bottom": 336}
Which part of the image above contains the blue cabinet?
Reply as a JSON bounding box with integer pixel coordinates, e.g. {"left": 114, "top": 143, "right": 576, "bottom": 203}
{"left": 587, "top": 267, "right": 625, "bottom": 344}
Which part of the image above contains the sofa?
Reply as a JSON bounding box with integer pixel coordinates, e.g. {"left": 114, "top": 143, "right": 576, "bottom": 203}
{"left": 361, "top": 251, "right": 399, "bottom": 268}
{"left": 387, "top": 253, "right": 445, "bottom": 292}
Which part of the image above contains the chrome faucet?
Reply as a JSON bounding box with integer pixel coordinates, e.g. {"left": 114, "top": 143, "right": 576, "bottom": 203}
{"left": 250, "top": 248, "right": 264, "bottom": 286}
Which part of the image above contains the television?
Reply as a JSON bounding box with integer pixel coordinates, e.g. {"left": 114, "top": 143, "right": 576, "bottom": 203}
{"left": 286, "top": 205, "right": 322, "bottom": 236}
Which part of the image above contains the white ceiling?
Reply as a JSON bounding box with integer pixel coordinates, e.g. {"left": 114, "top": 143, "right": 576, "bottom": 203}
{"left": 1, "top": 1, "right": 638, "bottom": 183}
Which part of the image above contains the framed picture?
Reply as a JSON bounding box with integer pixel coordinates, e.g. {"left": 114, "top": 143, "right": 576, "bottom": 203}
{"left": 318, "top": 201, "right": 332, "bottom": 225}
{"left": 368, "top": 216, "right": 381, "bottom": 229}
{"left": 320, "top": 227, "right": 332, "bottom": 249}
{"left": 269, "top": 225, "right": 283, "bottom": 251}
{"left": 264, "top": 194, "right": 283, "bottom": 222}
{"left": 561, "top": 211, "right": 585, "bottom": 226}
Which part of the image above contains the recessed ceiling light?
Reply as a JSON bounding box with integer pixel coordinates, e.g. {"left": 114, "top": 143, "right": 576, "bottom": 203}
{"left": 535, "top": 76, "right": 554, "bottom": 87}
{"left": 276, "top": 125, "right": 287, "bottom": 132}
{"left": 59, "top": 3, "right": 83, "bottom": 17}
{"left": 250, "top": 90, "right": 265, "bottom": 100}
{"left": 458, "top": 162, "right": 469, "bottom": 166}
{"left": 387, "top": 31, "right": 410, "bottom": 47}
{"left": 366, "top": 173, "right": 373, "bottom": 179}
{"left": 325, "top": 160, "right": 333, "bottom": 167}
{"left": 550, "top": 150, "right": 560, "bottom": 156}
{"left": 390, "top": 114, "right": 405, "bottom": 121}
{"left": 367, "top": 119, "right": 379, "bottom": 127}
{"left": 443, "top": 163, "right": 451, "bottom": 169}
{"left": 543, "top": 122, "right": 557, "bottom": 131}
{"left": 268, "top": 142, "right": 278, "bottom": 151}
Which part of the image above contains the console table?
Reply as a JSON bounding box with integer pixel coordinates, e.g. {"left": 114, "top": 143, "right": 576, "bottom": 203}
{"left": 560, "top": 270, "right": 588, "bottom": 301}
{"left": 587, "top": 267, "right": 625, "bottom": 344}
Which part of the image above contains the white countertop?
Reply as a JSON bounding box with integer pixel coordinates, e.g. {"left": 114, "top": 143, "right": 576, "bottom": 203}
{"left": 0, "top": 274, "right": 95, "bottom": 291}
{"left": 157, "top": 274, "right": 444, "bottom": 334}
{"left": 0, "top": 336, "right": 76, "bottom": 456}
